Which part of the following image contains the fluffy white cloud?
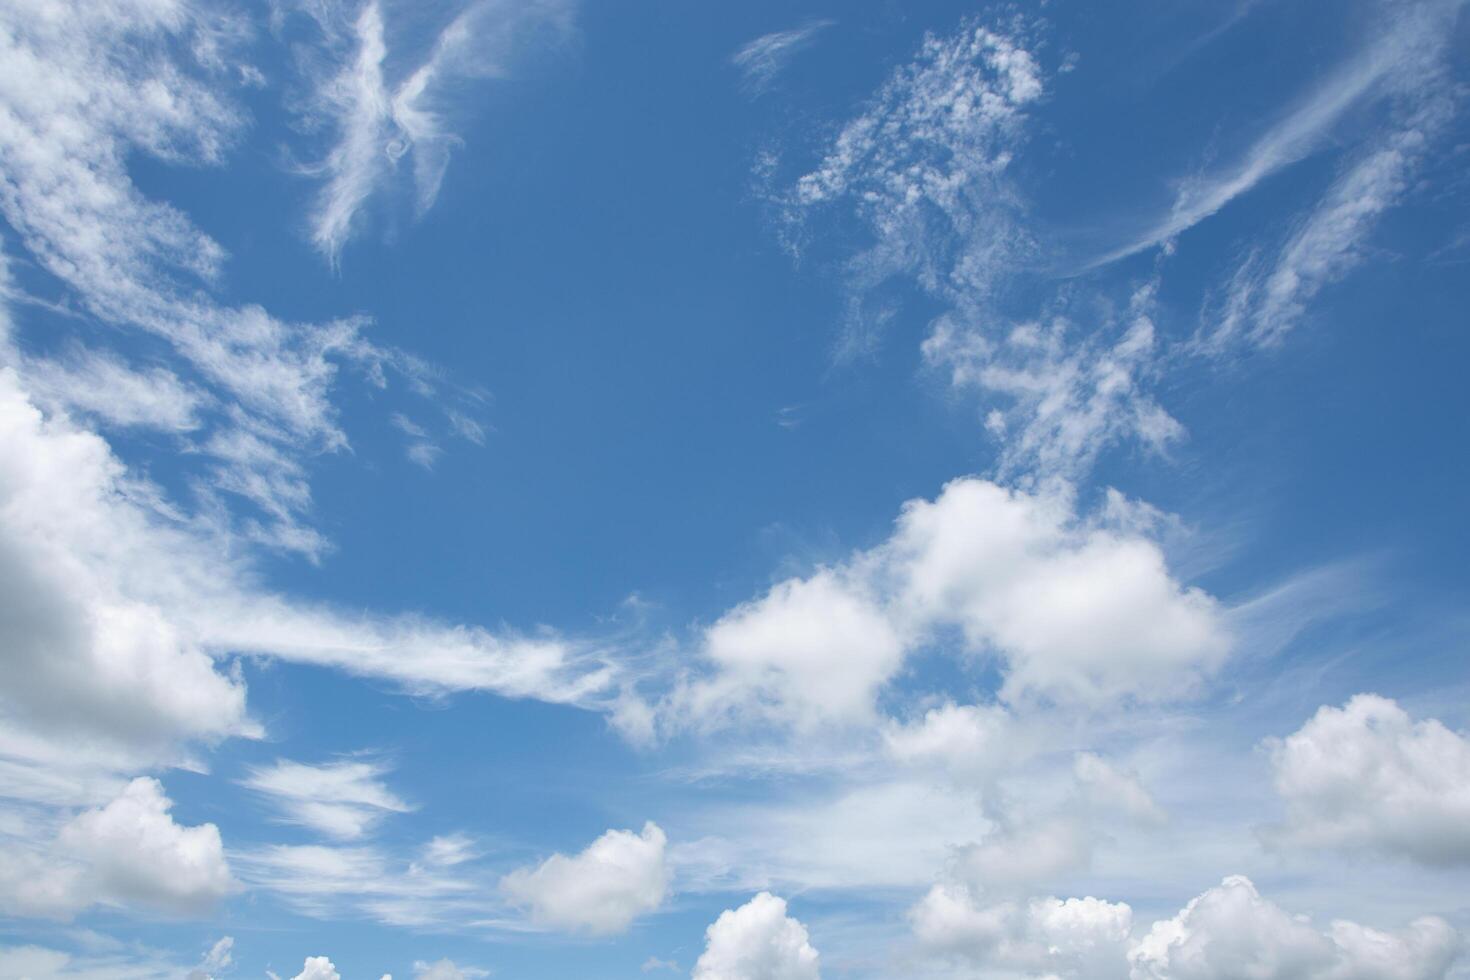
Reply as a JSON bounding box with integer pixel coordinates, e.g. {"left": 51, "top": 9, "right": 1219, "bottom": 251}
{"left": 288, "top": 956, "right": 341, "bottom": 980}
{"left": 0, "top": 777, "right": 234, "bottom": 919}
{"left": 888, "top": 479, "right": 1226, "bottom": 706}
{"left": 1266, "top": 694, "right": 1470, "bottom": 865}
{"left": 501, "top": 822, "right": 669, "bottom": 934}
{"left": 241, "top": 759, "right": 413, "bottom": 840}
{"left": 911, "top": 882, "right": 1132, "bottom": 979}
{"left": 676, "top": 478, "right": 1227, "bottom": 732}
{"left": 1128, "top": 875, "right": 1460, "bottom": 980}
{"left": 689, "top": 571, "right": 904, "bottom": 729}
{"left": 693, "top": 892, "right": 820, "bottom": 980}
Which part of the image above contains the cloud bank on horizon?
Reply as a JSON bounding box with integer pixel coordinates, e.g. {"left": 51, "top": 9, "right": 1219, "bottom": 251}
{"left": 0, "top": 0, "right": 1467, "bottom": 977}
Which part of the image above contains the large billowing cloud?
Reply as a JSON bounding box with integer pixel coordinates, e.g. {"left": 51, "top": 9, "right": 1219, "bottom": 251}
{"left": 501, "top": 822, "right": 669, "bottom": 934}
{"left": 1129, "top": 876, "right": 1460, "bottom": 980}
{"left": 1266, "top": 694, "right": 1470, "bottom": 865}
{"left": 693, "top": 892, "right": 820, "bottom": 980}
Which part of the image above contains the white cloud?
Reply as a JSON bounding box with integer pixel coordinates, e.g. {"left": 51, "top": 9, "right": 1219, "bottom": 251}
{"left": 501, "top": 822, "right": 668, "bottom": 934}
{"left": 1128, "top": 875, "right": 1461, "bottom": 980}
{"left": 923, "top": 288, "right": 1184, "bottom": 481}
{"left": 288, "top": 957, "right": 341, "bottom": 980}
{"left": 731, "top": 21, "right": 832, "bottom": 95}
{"left": 0, "top": 777, "right": 235, "bottom": 919}
{"left": 671, "top": 477, "right": 1226, "bottom": 733}
{"left": 693, "top": 892, "right": 820, "bottom": 980}
{"left": 413, "top": 959, "right": 488, "bottom": 980}
{"left": 886, "top": 478, "right": 1227, "bottom": 706}
{"left": 1265, "top": 694, "right": 1470, "bottom": 865}
{"left": 882, "top": 702, "right": 1019, "bottom": 784}
{"left": 687, "top": 570, "right": 904, "bottom": 729}
{"left": 0, "top": 942, "right": 197, "bottom": 980}
{"left": 1074, "top": 752, "right": 1167, "bottom": 825}
{"left": 952, "top": 815, "right": 1094, "bottom": 894}
{"left": 911, "top": 883, "right": 1132, "bottom": 979}
{"left": 290, "top": 0, "right": 576, "bottom": 263}
{"left": 187, "top": 937, "right": 234, "bottom": 980}
{"left": 1101, "top": 0, "right": 1460, "bottom": 268}
{"left": 19, "top": 347, "right": 209, "bottom": 433}
{"left": 241, "top": 758, "right": 413, "bottom": 840}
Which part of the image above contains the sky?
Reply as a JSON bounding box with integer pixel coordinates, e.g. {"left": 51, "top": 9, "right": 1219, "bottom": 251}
{"left": 0, "top": 0, "right": 1468, "bottom": 978}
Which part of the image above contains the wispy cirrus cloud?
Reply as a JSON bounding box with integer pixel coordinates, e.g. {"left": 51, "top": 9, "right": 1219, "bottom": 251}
{"left": 285, "top": 0, "right": 576, "bottom": 264}
{"left": 731, "top": 20, "right": 833, "bottom": 96}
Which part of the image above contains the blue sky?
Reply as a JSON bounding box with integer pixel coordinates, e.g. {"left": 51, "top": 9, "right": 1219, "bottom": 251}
{"left": 0, "top": 0, "right": 1468, "bottom": 978}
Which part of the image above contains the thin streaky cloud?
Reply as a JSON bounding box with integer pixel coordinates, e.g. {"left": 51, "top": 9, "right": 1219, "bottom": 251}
{"left": 731, "top": 20, "right": 834, "bottom": 95}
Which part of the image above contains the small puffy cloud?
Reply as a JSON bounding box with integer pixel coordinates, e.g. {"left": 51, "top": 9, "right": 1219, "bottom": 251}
{"left": 1266, "top": 694, "right": 1470, "bottom": 865}
{"left": 1128, "top": 875, "right": 1461, "bottom": 980}
{"left": 693, "top": 892, "right": 820, "bottom": 980}
{"left": 501, "top": 822, "right": 669, "bottom": 934}
{"left": 911, "top": 882, "right": 1132, "bottom": 979}
{"left": 289, "top": 957, "right": 341, "bottom": 980}
{"left": 241, "top": 759, "right": 412, "bottom": 840}
{"left": 691, "top": 570, "right": 904, "bottom": 729}
{"left": 0, "top": 778, "right": 235, "bottom": 920}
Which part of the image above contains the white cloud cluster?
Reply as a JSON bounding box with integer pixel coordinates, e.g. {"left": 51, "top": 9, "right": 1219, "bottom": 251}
{"left": 912, "top": 883, "right": 1132, "bottom": 979}
{"left": 1266, "top": 694, "right": 1470, "bottom": 865}
{"left": 693, "top": 892, "right": 820, "bottom": 980}
{"left": 1129, "top": 875, "right": 1460, "bottom": 980}
{"left": 0, "top": 777, "right": 234, "bottom": 919}
{"left": 676, "top": 477, "right": 1227, "bottom": 729}
{"left": 285, "top": 0, "right": 575, "bottom": 262}
{"left": 241, "top": 758, "right": 413, "bottom": 839}
{"left": 501, "top": 821, "right": 669, "bottom": 934}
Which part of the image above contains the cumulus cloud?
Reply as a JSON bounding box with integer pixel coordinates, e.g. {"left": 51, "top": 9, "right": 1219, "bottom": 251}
{"left": 0, "top": 778, "right": 234, "bottom": 919}
{"left": 731, "top": 21, "right": 833, "bottom": 95}
{"left": 287, "top": 956, "right": 341, "bottom": 980}
{"left": 1128, "top": 875, "right": 1461, "bottom": 980}
{"left": 882, "top": 702, "right": 1019, "bottom": 784}
{"left": 501, "top": 822, "right": 669, "bottom": 934}
{"left": 693, "top": 892, "right": 820, "bottom": 980}
{"left": 911, "top": 882, "right": 1132, "bottom": 979}
{"left": 242, "top": 758, "right": 413, "bottom": 840}
{"left": 1265, "top": 694, "right": 1470, "bottom": 865}
{"left": 673, "top": 478, "right": 1227, "bottom": 731}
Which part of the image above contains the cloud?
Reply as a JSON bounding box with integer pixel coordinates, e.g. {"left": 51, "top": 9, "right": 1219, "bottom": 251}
{"left": 687, "top": 570, "right": 905, "bottom": 729}
{"left": 241, "top": 758, "right": 414, "bottom": 840}
{"left": 287, "top": 957, "right": 341, "bottom": 980}
{"left": 187, "top": 937, "right": 234, "bottom": 980}
{"left": 1074, "top": 752, "right": 1167, "bottom": 825}
{"left": 731, "top": 21, "right": 833, "bottom": 95}
{"left": 501, "top": 822, "right": 669, "bottom": 934}
{"left": 692, "top": 892, "right": 820, "bottom": 980}
{"left": 1099, "top": 0, "right": 1461, "bottom": 268}
{"left": 672, "top": 477, "right": 1227, "bottom": 731}
{"left": 1265, "top": 694, "right": 1470, "bottom": 865}
{"left": 413, "top": 960, "right": 488, "bottom": 980}
{"left": 911, "top": 883, "right": 1132, "bottom": 979}
{"left": 882, "top": 702, "right": 1019, "bottom": 784}
{"left": 0, "top": 942, "right": 199, "bottom": 980}
{"left": 289, "top": 0, "right": 576, "bottom": 263}
{"left": 0, "top": 777, "right": 235, "bottom": 919}
{"left": 1128, "top": 875, "right": 1461, "bottom": 980}
{"left": 788, "top": 19, "right": 1042, "bottom": 352}
{"left": 923, "top": 286, "right": 1184, "bottom": 482}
